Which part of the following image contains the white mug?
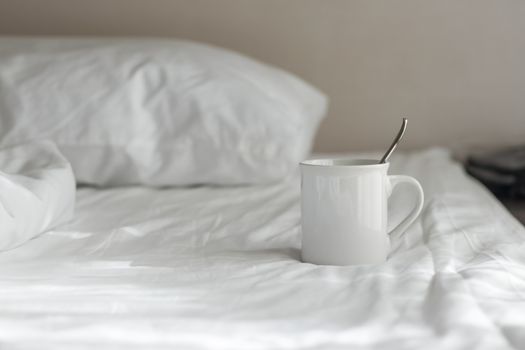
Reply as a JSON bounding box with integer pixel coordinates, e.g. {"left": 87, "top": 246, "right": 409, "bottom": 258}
{"left": 300, "top": 158, "right": 424, "bottom": 266}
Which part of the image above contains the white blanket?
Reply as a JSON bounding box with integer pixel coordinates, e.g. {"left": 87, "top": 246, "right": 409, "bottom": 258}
{"left": 0, "top": 148, "right": 524, "bottom": 349}
{"left": 0, "top": 141, "right": 75, "bottom": 250}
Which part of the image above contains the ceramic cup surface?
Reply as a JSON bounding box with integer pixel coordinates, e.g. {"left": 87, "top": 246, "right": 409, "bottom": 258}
{"left": 300, "top": 158, "right": 424, "bottom": 266}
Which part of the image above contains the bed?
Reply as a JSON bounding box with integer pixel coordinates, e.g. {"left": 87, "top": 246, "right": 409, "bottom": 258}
{"left": 1, "top": 148, "right": 525, "bottom": 349}
{"left": 1, "top": 36, "right": 524, "bottom": 350}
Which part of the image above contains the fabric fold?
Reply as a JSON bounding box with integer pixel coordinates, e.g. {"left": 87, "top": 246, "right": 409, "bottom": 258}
{"left": 0, "top": 141, "right": 75, "bottom": 250}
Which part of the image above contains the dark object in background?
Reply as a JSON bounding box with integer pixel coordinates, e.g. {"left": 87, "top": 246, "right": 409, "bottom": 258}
{"left": 466, "top": 145, "right": 525, "bottom": 198}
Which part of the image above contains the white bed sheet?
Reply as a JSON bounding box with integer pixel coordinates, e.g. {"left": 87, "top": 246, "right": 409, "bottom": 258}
{"left": 1, "top": 148, "right": 524, "bottom": 350}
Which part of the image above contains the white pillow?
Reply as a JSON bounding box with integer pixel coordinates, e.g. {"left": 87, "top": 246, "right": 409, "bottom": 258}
{"left": 0, "top": 37, "right": 327, "bottom": 186}
{"left": 0, "top": 141, "right": 75, "bottom": 250}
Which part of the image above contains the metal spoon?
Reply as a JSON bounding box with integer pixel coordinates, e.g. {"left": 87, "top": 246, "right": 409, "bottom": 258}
{"left": 379, "top": 118, "right": 408, "bottom": 164}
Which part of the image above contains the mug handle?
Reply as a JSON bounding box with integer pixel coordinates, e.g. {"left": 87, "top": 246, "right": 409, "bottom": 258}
{"left": 387, "top": 175, "right": 424, "bottom": 238}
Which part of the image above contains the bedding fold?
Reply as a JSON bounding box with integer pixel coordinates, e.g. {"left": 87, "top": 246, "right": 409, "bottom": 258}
{"left": 0, "top": 141, "right": 75, "bottom": 250}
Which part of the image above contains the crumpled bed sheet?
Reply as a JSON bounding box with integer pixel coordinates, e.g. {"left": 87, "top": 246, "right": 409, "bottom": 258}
{"left": 0, "top": 148, "right": 524, "bottom": 350}
{"left": 0, "top": 141, "right": 75, "bottom": 250}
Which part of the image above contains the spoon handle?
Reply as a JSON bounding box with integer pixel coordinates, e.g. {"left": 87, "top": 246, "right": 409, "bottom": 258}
{"left": 379, "top": 118, "right": 408, "bottom": 164}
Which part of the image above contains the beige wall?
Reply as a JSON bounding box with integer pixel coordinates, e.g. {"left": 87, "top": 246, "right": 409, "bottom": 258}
{"left": 0, "top": 0, "right": 524, "bottom": 152}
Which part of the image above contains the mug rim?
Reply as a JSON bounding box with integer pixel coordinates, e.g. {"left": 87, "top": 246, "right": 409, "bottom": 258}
{"left": 300, "top": 158, "right": 388, "bottom": 168}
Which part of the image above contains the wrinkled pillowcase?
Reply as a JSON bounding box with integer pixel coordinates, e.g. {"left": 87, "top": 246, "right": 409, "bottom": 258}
{"left": 0, "top": 37, "right": 327, "bottom": 186}
{"left": 0, "top": 141, "right": 75, "bottom": 250}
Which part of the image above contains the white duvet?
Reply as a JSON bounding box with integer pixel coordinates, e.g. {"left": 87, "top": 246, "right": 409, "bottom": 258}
{"left": 0, "top": 141, "right": 75, "bottom": 250}
{"left": 0, "top": 148, "right": 524, "bottom": 350}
